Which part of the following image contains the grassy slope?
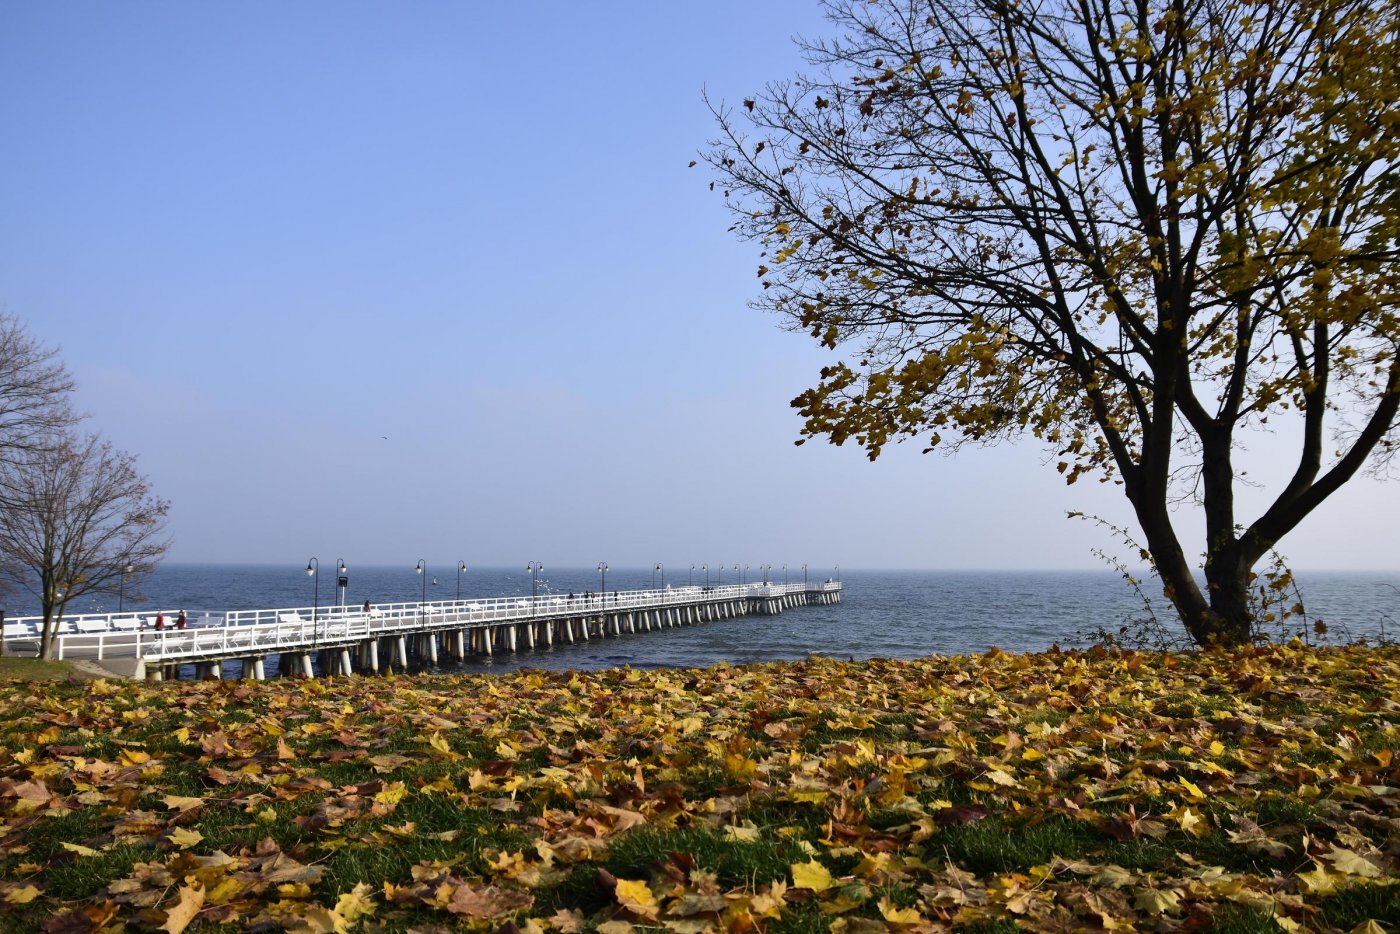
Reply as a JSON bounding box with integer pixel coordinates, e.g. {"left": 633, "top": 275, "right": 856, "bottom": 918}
{"left": 0, "top": 657, "right": 81, "bottom": 682}
{"left": 0, "top": 645, "right": 1396, "bottom": 932}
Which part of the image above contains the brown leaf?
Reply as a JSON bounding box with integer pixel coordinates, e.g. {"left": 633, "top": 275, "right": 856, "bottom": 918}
{"left": 444, "top": 882, "right": 532, "bottom": 918}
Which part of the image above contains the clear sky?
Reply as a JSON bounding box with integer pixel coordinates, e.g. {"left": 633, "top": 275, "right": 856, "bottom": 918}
{"left": 2, "top": 2, "right": 1395, "bottom": 572}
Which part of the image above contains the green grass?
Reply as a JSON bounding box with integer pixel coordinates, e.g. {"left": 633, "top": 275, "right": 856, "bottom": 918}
{"left": 0, "top": 656, "right": 82, "bottom": 680}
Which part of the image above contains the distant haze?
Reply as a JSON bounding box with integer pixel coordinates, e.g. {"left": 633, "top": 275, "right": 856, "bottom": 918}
{"left": 2, "top": 2, "right": 1395, "bottom": 572}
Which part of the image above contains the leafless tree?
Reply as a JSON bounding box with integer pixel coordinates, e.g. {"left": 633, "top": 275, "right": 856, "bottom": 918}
{"left": 0, "top": 311, "right": 77, "bottom": 465}
{"left": 0, "top": 433, "right": 170, "bottom": 658}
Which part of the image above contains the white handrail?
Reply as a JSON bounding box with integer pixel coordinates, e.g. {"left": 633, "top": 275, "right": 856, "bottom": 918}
{"left": 4, "top": 581, "right": 842, "bottom": 662}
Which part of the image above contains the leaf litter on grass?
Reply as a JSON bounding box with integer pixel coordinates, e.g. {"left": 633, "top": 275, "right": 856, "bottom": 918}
{"left": 0, "top": 643, "right": 1396, "bottom": 932}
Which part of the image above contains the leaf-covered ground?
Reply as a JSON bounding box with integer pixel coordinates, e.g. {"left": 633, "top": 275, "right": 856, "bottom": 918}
{"left": 1, "top": 644, "right": 1397, "bottom": 933}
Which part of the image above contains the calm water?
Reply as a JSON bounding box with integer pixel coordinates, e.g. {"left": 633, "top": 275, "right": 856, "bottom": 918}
{"left": 11, "top": 565, "right": 1398, "bottom": 672}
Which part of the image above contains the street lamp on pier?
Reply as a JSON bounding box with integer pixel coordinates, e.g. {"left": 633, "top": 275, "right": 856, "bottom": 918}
{"left": 457, "top": 561, "right": 467, "bottom": 602}
{"left": 306, "top": 558, "right": 319, "bottom": 649}
{"left": 835, "top": 565, "right": 840, "bottom": 583}
{"left": 597, "top": 562, "right": 608, "bottom": 603}
{"left": 783, "top": 564, "right": 788, "bottom": 586}
{"left": 702, "top": 564, "right": 709, "bottom": 587}
{"left": 527, "top": 562, "right": 544, "bottom": 614}
{"left": 415, "top": 560, "right": 427, "bottom": 629}
{"left": 689, "top": 564, "right": 695, "bottom": 586}
{"left": 715, "top": 564, "right": 722, "bottom": 586}
{"left": 653, "top": 563, "right": 664, "bottom": 589}
{"left": 761, "top": 564, "right": 771, "bottom": 585}
{"left": 742, "top": 564, "right": 749, "bottom": 585}
{"left": 802, "top": 563, "right": 809, "bottom": 585}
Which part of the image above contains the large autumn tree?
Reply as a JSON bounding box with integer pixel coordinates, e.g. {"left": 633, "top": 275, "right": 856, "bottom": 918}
{"left": 707, "top": 0, "right": 1400, "bottom": 646}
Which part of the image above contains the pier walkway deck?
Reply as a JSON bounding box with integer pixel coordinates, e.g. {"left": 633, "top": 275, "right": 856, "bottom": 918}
{"left": 2, "top": 581, "right": 842, "bottom": 680}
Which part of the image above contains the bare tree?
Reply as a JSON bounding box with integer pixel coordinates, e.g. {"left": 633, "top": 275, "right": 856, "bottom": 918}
{"left": 706, "top": 0, "right": 1400, "bottom": 645}
{"left": 0, "top": 433, "right": 170, "bottom": 659}
{"left": 0, "top": 311, "right": 77, "bottom": 463}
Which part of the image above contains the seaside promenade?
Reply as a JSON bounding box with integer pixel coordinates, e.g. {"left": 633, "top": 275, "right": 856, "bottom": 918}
{"left": 2, "top": 581, "right": 843, "bottom": 680}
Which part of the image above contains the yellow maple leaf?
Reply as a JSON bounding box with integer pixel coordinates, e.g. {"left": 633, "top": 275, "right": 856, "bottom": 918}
{"left": 879, "top": 895, "right": 922, "bottom": 923}
{"left": 160, "top": 883, "right": 205, "bottom": 934}
{"left": 1133, "top": 887, "right": 1180, "bottom": 915}
{"left": 1325, "top": 848, "right": 1382, "bottom": 878}
{"left": 4, "top": 884, "right": 41, "bottom": 904}
{"left": 334, "top": 882, "right": 377, "bottom": 924}
{"left": 373, "top": 782, "right": 408, "bottom": 806}
{"left": 724, "top": 822, "right": 761, "bottom": 842}
{"left": 1349, "top": 922, "right": 1388, "bottom": 934}
{"left": 1295, "top": 865, "right": 1338, "bottom": 895}
{"left": 751, "top": 880, "right": 787, "bottom": 916}
{"left": 1175, "top": 778, "right": 1206, "bottom": 801}
{"left": 791, "top": 860, "right": 834, "bottom": 892}
{"left": 168, "top": 827, "right": 204, "bottom": 849}
{"left": 614, "top": 878, "right": 659, "bottom": 920}
{"left": 162, "top": 794, "right": 205, "bottom": 812}
{"left": 60, "top": 841, "right": 99, "bottom": 857}
{"left": 119, "top": 748, "right": 152, "bottom": 767}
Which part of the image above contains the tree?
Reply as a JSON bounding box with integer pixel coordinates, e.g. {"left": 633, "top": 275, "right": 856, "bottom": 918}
{"left": 0, "top": 433, "right": 170, "bottom": 659}
{"left": 0, "top": 311, "right": 76, "bottom": 461}
{"left": 706, "top": 0, "right": 1400, "bottom": 646}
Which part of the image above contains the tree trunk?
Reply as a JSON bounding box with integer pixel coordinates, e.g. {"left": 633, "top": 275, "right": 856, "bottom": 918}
{"left": 1204, "top": 558, "right": 1254, "bottom": 646}
{"left": 1132, "top": 495, "right": 1255, "bottom": 647}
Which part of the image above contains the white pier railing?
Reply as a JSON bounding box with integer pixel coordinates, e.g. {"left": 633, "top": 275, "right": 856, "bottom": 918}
{"left": 1, "top": 581, "right": 843, "bottom": 664}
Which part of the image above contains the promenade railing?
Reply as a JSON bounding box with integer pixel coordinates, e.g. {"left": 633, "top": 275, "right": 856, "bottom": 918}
{"left": 1, "top": 581, "right": 842, "bottom": 662}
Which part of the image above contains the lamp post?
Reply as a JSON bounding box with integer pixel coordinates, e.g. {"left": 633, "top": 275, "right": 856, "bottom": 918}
{"left": 761, "top": 563, "right": 771, "bottom": 585}
{"left": 653, "top": 563, "right": 664, "bottom": 589}
{"left": 689, "top": 564, "right": 695, "bottom": 586}
{"left": 336, "top": 559, "right": 348, "bottom": 607}
{"left": 715, "top": 564, "right": 722, "bottom": 586}
{"left": 597, "top": 562, "right": 608, "bottom": 604}
{"left": 415, "top": 560, "right": 427, "bottom": 629}
{"left": 802, "top": 563, "right": 809, "bottom": 585}
{"left": 527, "top": 562, "right": 544, "bottom": 614}
{"left": 118, "top": 564, "right": 133, "bottom": 613}
{"left": 456, "top": 561, "right": 467, "bottom": 602}
{"left": 835, "top": 565, "right": 840, "bottom": 583}
{"left": 742, "top": 564, "right": 748, "bottom": 585}
{"left": 702, "top": 564, "right": 709, "bottom": 587}
{"left": 783, "top": 564, "right": 788, "bottom": 586}
{"left": 305, "top": 558, "right": 319, "bottom": 649}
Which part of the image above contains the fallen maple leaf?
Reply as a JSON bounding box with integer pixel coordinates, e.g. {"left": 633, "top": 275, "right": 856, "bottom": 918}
{"left": 159, "top": 883, "right": 205, "bottom": 934}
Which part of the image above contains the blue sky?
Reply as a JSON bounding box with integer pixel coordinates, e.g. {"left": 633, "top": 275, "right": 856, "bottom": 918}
{"left": 2, "top": 1, "right": 1395, "bottom": 572}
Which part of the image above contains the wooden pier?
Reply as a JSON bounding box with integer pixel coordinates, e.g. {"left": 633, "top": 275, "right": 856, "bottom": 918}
{"left": 2, "top": 582, "right": 843, "bottom": 680}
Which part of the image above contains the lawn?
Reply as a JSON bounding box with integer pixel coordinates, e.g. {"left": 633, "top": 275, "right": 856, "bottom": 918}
{"left": 0, "top": 657, "right": 85, "bottom": 682}
{"left": 0, "top": 644, "right": 1396, "bottom": 932}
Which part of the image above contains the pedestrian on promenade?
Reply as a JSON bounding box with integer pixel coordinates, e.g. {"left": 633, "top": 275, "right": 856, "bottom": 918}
{"left": 176, "top": 610, "right": 187, "bottom": 629}
{"left": 155, "top": 612, "right": 165, "bottom": 630}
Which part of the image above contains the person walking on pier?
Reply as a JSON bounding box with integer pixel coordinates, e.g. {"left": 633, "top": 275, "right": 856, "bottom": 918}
{"left": 176, "top": 610, "right": 187, "bottom": 630}
{"left": 154, "top": 612, "right": 165, "bottom": 630}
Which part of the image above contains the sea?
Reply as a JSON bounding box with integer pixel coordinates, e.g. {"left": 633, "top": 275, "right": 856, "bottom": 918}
{"left": 8, "top": 564, "right": 1398, "bottom": 674}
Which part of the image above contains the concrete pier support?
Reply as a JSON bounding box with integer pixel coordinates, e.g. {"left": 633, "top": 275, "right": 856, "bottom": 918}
{"left": 507, "top": 625, "right": 518, "bottom": 652}
{"left": 393, "top": 637, "right": 409, "bottom": 670}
